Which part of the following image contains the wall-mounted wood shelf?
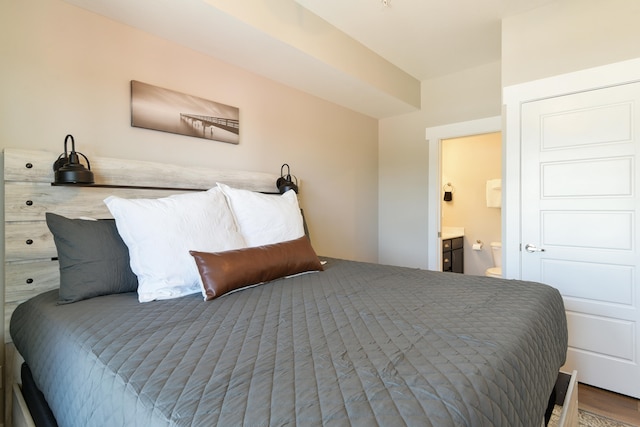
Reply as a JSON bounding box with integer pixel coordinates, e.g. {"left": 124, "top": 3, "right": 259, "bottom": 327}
{"left": 51, "top": 183, "right": 280, "bottom": 194}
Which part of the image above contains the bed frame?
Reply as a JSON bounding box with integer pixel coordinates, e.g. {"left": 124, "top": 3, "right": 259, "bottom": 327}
{"left": 2, "top": 148, "right": 577, "bottom": 427}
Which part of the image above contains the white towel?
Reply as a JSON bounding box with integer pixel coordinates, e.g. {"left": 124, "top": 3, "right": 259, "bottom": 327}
{"left": 486, "top": 179, "right": 501, "bottom": 208}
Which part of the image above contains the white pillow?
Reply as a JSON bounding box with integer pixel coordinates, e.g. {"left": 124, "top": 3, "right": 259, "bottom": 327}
{"left": 104, "top": 188, "right": 247, "bottom": 302}
{"left": 217, "top": 183, "right": 305, "bottom": 247}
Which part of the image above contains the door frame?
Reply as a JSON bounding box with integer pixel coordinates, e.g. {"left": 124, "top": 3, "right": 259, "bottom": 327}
{"left": 503, "top": 57, "right": 640, "bottom": 280}
{"left": 425, "top": 116, "right": 502, "bottom": 271}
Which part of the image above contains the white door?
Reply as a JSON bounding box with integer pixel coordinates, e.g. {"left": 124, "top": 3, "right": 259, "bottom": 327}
{"left": 521, "top": 82, "right": 640, "bottom": 398}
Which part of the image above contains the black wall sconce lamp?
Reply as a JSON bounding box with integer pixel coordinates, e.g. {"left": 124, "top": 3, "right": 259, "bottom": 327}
{"left": 53, "top": 134, "right": 94, "bottom": 184}
{"left": 276, "top": 163, "right": 298, "bottom": 194}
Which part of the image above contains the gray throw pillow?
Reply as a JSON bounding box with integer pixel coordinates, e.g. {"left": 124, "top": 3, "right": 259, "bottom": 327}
{"left": 45, "top": 212, "right": 138, "bottom": 304}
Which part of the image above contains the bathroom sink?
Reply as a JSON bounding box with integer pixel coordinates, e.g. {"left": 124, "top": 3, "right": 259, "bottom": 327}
{"left": 442, "top": 226, "right": 464, "bottom": 239}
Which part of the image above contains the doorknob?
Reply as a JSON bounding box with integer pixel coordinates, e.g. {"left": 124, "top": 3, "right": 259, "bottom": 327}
{"left": 524, "top": 243, "right": 546, "bottom": 253}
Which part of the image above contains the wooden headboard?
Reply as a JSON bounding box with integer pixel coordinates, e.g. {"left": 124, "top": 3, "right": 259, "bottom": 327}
{"left": 3, "top": 148, "right": 279, "bottom": 342}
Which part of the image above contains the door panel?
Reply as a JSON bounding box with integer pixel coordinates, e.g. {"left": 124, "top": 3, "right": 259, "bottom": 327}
{"left": 541, "top": 157, "right": 633, "bottom": 197}
{"left": 566, "top": 312, "right": 634, "bottom": 360}
{"left": 521, "top": 81, "right": 640, "bottom": 398}
{"left": 542, "top": 211, "right": 633, "bottom": 249}
{"left": 541, "top": 102, "right": 633, "bottom": 149}
{"left": 541, "top": 260, "right": 633, "bottom": 305}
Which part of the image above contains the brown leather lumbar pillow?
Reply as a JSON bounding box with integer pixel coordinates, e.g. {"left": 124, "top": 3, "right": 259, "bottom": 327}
{"left": 190, "top": 236, "right": 323, "bottom": 301}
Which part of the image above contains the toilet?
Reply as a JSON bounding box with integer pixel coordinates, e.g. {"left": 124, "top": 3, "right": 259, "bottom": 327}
{"left": 485, "top": 242, "right": 502, "bottom": 278}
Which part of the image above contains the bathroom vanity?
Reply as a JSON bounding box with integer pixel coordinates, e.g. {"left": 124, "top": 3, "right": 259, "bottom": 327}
{"left": 442, "top": 227, "right": 464, "bottom": 274}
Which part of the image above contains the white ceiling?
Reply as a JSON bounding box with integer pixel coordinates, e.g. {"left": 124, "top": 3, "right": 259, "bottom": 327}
{"left": 294, "top": 0, "right": 556, "bottom": 81}
{"left": 61, "top": 0, "right": 557, "bottom": 118}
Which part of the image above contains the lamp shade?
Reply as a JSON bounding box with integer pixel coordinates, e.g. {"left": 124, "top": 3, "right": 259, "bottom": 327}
{"left": 276, "top": 163, "right": 298, "bottom": 194}
{"left": 53, "top": 135, "right": 94, "bottom": 184}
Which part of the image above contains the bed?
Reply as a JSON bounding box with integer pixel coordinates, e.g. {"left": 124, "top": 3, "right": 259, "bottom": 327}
{"left": 4, "top": 148, "right": 572, "bottom": 427}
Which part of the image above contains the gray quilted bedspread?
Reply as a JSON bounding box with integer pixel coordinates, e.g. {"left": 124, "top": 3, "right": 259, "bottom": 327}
{"left": 11, "top": 258, "right": 567, "bottom": 427}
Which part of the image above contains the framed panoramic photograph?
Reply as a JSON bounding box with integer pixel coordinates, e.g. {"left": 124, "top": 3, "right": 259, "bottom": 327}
{"left": 131, "top": 80, "right": 239, "bottom": 144}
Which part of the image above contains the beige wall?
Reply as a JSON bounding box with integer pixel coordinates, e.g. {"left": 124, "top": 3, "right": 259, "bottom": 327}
{"left": 442, "top": 133, "right": 501, "bottom": 276}
{"left": 378, "top": 62, "right": 502, "bottom": 268}
{"left": 502, "top": 0, "right": 640, "bottom": 86}
{"left": 0, "top": 0, "right": 379, "bottom": 262}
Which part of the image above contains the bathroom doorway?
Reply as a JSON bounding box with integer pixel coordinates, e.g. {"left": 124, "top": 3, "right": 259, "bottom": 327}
{"left": 425, "top": 116, "right": 502, "bottom": 272}
{"left": 440, "top": 132, "right": 501, "bottom": 275}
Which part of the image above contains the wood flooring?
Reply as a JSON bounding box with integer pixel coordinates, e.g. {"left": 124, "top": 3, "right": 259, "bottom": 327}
{"left": 578, "top": 383, "right": 640, "bottom": 426}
